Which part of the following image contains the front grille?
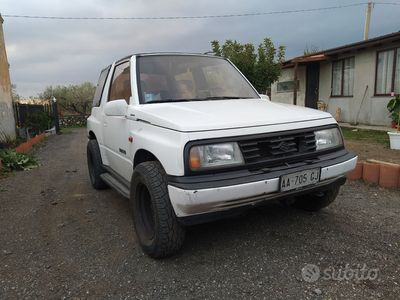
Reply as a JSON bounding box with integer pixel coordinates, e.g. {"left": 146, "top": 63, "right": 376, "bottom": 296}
{"left": 238, "top": 130, "right": 317, "bottom": 166}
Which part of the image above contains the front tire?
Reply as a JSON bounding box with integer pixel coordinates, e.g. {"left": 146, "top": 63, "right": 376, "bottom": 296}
{"left": 291, "top": 185, "right": 340, "bottom": 212}
{"left": 130, "top": 161, "right": 185, "bottom": 258}
{"left": 87, "top": 139, "right": 108, "bottom": 190}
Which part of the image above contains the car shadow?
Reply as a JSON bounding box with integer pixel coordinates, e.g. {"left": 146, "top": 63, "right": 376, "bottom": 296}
{"left": 101, "top": 186, "right": 338, "bottom": 261}
{"left": 176, "top": 200, "right": 337, "bottom": 259}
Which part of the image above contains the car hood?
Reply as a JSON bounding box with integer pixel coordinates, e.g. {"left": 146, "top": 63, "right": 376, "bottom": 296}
{"left": 132, "top": 99, "right": 333, "bottom": 132}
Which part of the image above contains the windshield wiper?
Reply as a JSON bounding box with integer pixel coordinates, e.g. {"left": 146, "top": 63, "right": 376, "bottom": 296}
{"left": 186, "top": 96, "right": 254, "bottom": 101}
{"left": 145, "top": 96, "right": 253, "bottom": 104}
{"left": 145, "top": 99, "right": 197, "bottom": 104}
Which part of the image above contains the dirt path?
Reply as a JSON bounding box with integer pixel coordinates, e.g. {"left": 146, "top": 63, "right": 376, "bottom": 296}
{"left": 1, "top": 128, "right": 399, "bottom": 299}
{"left": 346, "top": 140, "right": 400, "bottom": 164}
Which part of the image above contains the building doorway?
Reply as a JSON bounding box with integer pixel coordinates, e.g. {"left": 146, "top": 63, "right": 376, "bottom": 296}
{"left": 305, "top": 63, "right": 320, "bottom": 109}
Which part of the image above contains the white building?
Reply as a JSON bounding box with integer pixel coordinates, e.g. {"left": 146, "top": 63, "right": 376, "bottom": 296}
{"left": 0, "top": 15, "right": 16, "bottom": 142}
{"left": 271, "top": 32, "right": 400, "bottom": 126}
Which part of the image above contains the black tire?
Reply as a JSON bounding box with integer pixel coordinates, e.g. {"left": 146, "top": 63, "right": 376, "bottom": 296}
{"left": 87, "top": 139, "right": 108, "bottom": 190}
{"left": 291, "top": 185, "right": 340, "bottom": 212}
{"left": 130, "top": 161, "right": 185, "bottom": 258}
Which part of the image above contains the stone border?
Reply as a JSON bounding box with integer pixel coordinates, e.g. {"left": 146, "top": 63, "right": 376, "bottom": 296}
{"left": 15, "top": 133, "right": 46, "bottom": 154}
{"left": 347, "top": 159, "right": 400, "bottom": 189}
{"left": 0, "top": 133, "right": 47, "bottom": 170}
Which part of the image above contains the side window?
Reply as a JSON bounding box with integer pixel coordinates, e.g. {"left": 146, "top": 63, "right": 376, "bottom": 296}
{"left": 109, "top": 62, "right": 131, "bottom": 102}
{"left": 92, "top": 66, "right": 110, "bottom": 107}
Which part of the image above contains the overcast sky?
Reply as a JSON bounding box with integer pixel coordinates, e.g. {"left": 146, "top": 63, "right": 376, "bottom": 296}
{"left": 1, "top": 0, "right": 399, "bottom": 97}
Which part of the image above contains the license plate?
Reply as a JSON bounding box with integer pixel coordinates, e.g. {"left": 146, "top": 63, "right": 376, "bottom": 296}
{"left": 280, "top": 168, "right": 320, "bottom": 192}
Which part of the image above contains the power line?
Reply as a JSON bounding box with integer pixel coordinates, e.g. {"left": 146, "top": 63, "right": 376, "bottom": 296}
{"left": 374, "top": 1, "right": 400, "bottom": 4}
{"left": 2, "top": 2, "right": 398, "bottom": 21}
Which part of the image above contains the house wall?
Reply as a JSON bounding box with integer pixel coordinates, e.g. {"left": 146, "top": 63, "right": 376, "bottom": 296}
{"left": 270, "top": 66, "right": 306, "bottom": 106}
{"left": 271, "top": 44, "right": 399, "bottom": 126}
{"left": 0, "top": 16, "right": 16, "bottom": 142}
{"left": 319, "top": 47, "right": 395, "bottom": 126}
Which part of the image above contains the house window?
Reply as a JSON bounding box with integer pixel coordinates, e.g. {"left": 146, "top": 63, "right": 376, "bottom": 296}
{"left": 331, "top": 57, "right": 355, "bottom": 97}
{"left": 375, "top": 48, "right": 400, "bottom": 95}
{"left": 277, "top": 80, "right": 299, "bottom": 93}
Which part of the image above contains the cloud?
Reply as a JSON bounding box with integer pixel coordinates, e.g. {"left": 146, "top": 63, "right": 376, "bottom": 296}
{"left": 1, "top": 0, "right": 399, "bottom": 96}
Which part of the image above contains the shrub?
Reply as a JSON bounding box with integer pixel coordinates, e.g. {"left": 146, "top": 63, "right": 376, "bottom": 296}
{"left": 387, "top": 96, "right": 400, "bottom": 128}
{"left": 25, "top": 111, "right": 52, "bottom": 135}
{"left": 0, "top": 149, "right": 37, "bottom": 172}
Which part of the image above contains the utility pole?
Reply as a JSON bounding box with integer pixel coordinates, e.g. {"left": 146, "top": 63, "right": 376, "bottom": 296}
{"left": 363, "top": 2, "right": 372, "bottom": 40}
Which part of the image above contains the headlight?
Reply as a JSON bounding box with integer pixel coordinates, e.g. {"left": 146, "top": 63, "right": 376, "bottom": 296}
{"left": 315, "top": 128, "right": 343, "bottom": 150}
{"left": 189, "top": 142, "right": 244, "bottom": 171}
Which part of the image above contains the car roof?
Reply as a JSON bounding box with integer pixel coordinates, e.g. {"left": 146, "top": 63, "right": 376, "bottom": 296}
{"left": 115, "top": 52, "right": 223, "bottom": 64}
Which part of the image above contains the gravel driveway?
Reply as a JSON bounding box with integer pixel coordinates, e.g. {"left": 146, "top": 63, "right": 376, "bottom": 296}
{"left": 1, "top": 128, "right": 399, "bottom": 299}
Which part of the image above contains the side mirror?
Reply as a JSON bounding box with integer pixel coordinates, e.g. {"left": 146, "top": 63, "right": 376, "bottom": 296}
{"left": 104, "top": 99, "right": 128, "bottom": 116}
{"left": 260, "top": 94, "right": 270, "bottom": 101}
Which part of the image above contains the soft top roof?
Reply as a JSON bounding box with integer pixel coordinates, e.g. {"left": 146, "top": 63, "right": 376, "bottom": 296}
{"left": 115, "top": 52, "right": 222, "bottom": 64}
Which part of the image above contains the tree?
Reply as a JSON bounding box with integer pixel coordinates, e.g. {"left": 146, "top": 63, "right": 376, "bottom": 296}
{"left": 39, "top": 82, "right": 96, "bottom": 115}
{"left": 11, "top": 84, "right": 20, "bottom": 102}
{"left": 211, "top": 38, "right": 285, "bottom": 93}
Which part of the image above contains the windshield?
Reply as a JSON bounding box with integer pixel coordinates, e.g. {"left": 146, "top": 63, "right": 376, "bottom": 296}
{"left": 137, "top": 55, "right": 259, "bottom": 104}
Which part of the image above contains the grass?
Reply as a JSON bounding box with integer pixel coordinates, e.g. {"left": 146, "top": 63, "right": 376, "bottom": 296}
{"left": 341, "top": 127, "right": 390, "bottom": 145}
{"left": 61, "top": 124, "right": 86, "bottom": 129}
{"left": 60, "top": 127, "right": 74, "bottom": 134}
{"left": 60, "top": 126, "right": 85, "bottom": 134}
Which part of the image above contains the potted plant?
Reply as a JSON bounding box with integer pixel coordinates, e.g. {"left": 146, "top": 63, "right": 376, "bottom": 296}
{"left": 387, "top": 96, "right": 400, "bottom": 150}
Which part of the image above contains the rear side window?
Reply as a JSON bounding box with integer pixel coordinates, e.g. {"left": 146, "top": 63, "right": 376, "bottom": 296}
{"left": 93, "top": 66, "right": 111, "bottom": 107}
{"left": 109, "top": 62, "right": 131, "bottom": 102}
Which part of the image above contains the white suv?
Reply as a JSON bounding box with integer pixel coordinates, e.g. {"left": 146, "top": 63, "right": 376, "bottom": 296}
{"left": 87, "top": 53, "right": 357, "bottom": 258}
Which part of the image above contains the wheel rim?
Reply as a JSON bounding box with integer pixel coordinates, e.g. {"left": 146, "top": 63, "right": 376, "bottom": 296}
{"left": 136, "top": 183, "right": 155, "bottom": 241}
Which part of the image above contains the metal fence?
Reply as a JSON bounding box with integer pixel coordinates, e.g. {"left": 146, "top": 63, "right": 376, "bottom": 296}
{"left": 14, "top": 102, "right": 53, "bottom": 128}
{"left": 14, "top": 102, "right": 88, "bottom": 131}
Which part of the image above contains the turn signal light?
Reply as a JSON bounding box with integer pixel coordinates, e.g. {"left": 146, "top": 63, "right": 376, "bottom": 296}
{"left": 189, "top": 147, "right": 201, "bottom": 170}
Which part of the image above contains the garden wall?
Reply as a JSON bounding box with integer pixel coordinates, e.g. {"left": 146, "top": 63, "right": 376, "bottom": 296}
{"left": 59, "top": 115, "right": 88, "bottom": 127}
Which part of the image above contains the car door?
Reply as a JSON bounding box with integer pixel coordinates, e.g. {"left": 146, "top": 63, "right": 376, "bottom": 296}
{"left": 102, "top": 61, "right": 133, "bottom": 180}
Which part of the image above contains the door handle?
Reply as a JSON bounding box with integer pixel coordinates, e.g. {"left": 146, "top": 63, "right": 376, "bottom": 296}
{"left": 125, "top": 113, "right": 137, "bottom": 121}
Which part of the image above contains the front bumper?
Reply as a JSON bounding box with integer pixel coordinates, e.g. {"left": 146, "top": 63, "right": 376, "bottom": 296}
{"left": 168, "top": 151, "right": 357, "bottom": 218}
